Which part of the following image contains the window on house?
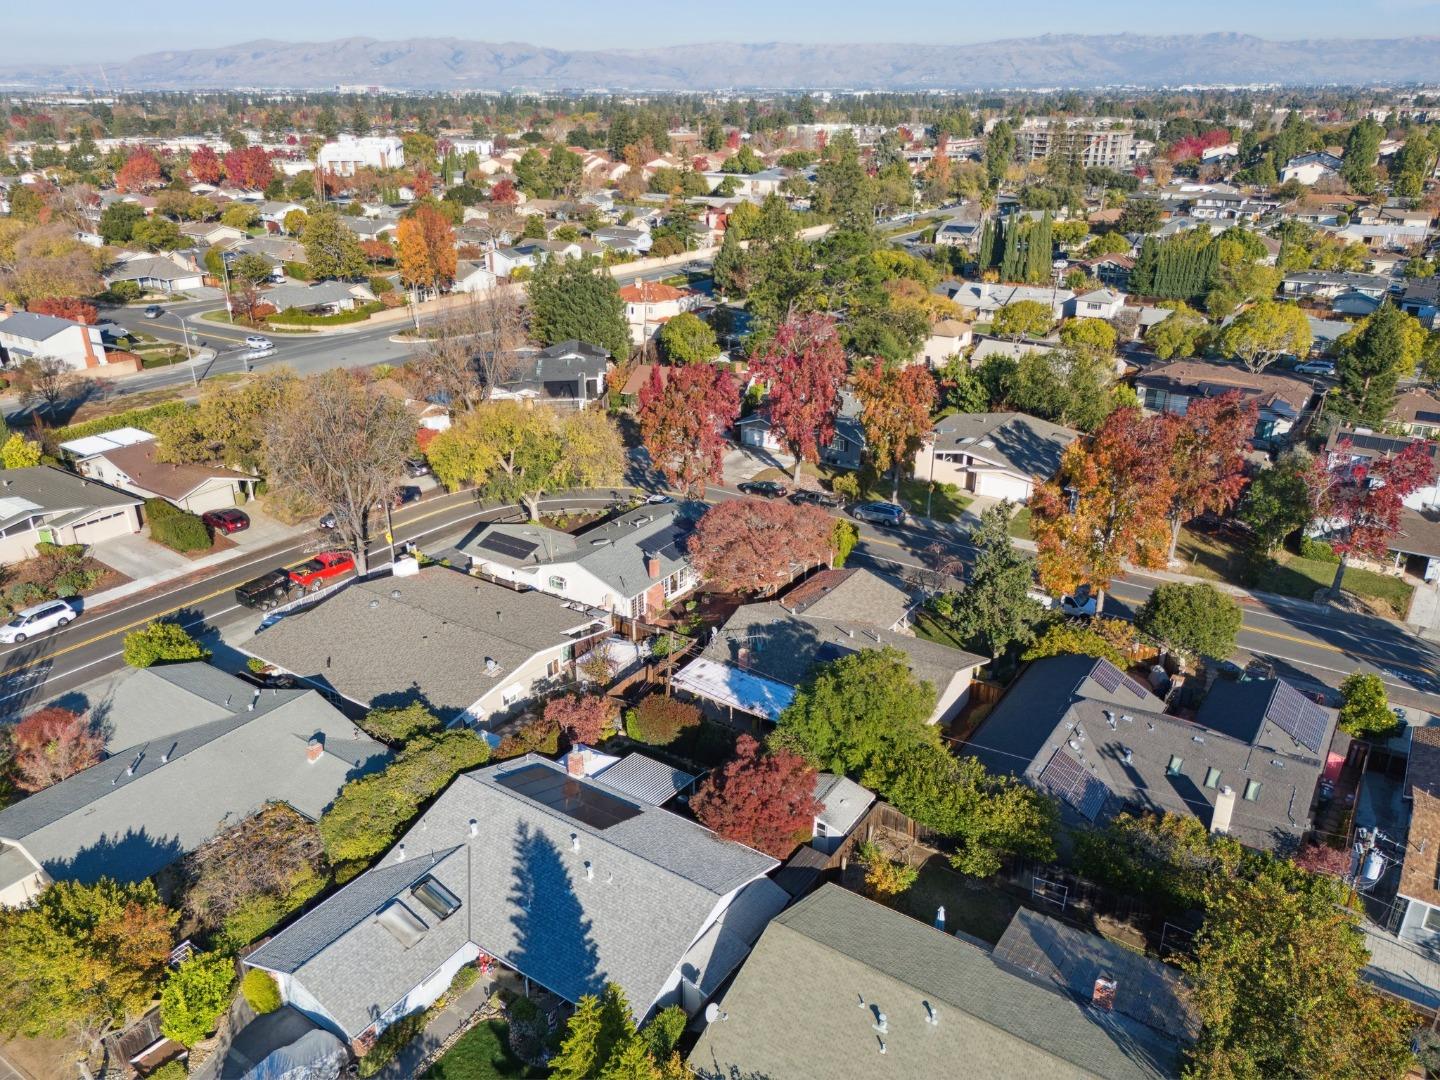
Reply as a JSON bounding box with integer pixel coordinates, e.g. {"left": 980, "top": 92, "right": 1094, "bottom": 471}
{"left": 1166, "top": 755, "right": 1183, "bottom": 776}
{"left": 501, "top": 684, "right": 523, "bottom": 707}
{"left": 1243, "top": 779, "right": 1262, "bottom": 801}
{"left": 629, "top": 593, "right": 647, "bottom": 619}
{"left": 1425, "top": 906, "right": 1440, "bottom": 933}
{"left": 546, "top": 658, "right": 561, "bottom": 678}
{"left": 1204, "top": 767, "right": 1222, "bottom": 789}
{"left": 548, "top": 576, "right": 566, "bottom": 591}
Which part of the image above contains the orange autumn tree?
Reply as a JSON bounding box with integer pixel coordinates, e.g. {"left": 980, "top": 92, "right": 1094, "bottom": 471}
{"left": 396, "top": 203, "right": 457, "bottom": 298}
{"left": 853, "top": 358, "right": 937, "bottom": 501}
{"left": 1031, "top": 407, "right": 1174, "bottom": 615}
{"left": 115, "top": 148, "right": 163, "bottom": 193}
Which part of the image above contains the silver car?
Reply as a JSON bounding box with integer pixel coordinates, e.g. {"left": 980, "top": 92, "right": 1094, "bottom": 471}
{"left": 0, "top": 599, "right": 77, "bottom": 643}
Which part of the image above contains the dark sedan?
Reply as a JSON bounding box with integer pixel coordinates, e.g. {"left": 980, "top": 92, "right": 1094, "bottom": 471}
{"left": 738, "top": 480, "right": 788, "bottom": 498}
{"left": 790, "top": 489, "right": 846, "bottom": 509}
{"left": 201, "top": 508, "right": 250, "bottom": 534}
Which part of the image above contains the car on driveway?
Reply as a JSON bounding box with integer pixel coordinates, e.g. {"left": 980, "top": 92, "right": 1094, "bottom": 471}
{"left": 289, "top": 550, "right": 356, "bottom": 592}
{"left": 0, "top": 599, "right": 77, "bottom": 644}
{"left": 790, "top": 489, "right": 846, "bottom": 509}
{"left": 1059, "top": 586, "right": 1098, "bottom": 617}
{"left": 143, "top": 305, "right": 164, "bottom": 319}
{"left": 403, "top": 457, "right": 432, "bottom": 478}
{"left": 235, "top": 569, "right": 295, "bottom": 610}
{"left": 201, "top": 508, "right": 250, "bottom": 534}
{"left": 243, "top": 334, "right": 273, "bottom": 351}
{"left": 850, "top": 501, "right": 906, "bottom": 526}
{"left": 738, "top": 480, "right": 788, "bottom": 498}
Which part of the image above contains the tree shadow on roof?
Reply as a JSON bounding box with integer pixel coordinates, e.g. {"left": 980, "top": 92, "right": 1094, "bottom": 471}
{"left": 43, "top": 826, "right": 186, "bottom": 887}
{"left": 506, "top": 820, "right": 602, "bottom": 1006}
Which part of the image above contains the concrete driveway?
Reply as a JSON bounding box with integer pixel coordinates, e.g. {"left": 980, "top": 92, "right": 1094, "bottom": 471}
{"left": 225, "top": 505, "right": 306, "bottom": 549}
{"left": 90, "top": 533, "right": 193, "bottom": 580}
{"left": 721, "top": 443, "right": 798, "bottom": 484}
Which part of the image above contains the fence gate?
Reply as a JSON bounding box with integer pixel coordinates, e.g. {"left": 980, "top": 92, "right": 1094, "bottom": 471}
{"left": 1032, "top": 874, "right": 1070, "bottom": 911}
{"left": 1159, "top": 921, "right": 1195, "bottom": 960}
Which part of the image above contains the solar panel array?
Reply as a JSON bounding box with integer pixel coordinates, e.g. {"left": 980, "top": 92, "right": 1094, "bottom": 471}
{"left": 1088, "top": 660, "right": 1150, "bottom": 701}
{"left": 495, "top": 762, "right": 643, "bottom": 830}
{"left": 1038, "top": 749, "right": 1111, "bottom": 821}
{"left": 477, "top": 532, "right": 540, "bottom": 561}
{"left": 1265, "top": 680, "right": 1329, "bottom": 753}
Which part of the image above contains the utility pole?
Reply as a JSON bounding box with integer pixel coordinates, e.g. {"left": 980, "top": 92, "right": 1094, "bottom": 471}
{"left": 173, "top": 313, "right": 197, "bottom": 388}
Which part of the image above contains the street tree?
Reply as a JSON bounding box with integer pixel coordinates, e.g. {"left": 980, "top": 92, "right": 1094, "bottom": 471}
{"left": 13, "top": 356, "right": 70, "bottom": 415}
{"left": 1218, "top": 299, "right": 1312, "bottom": 373}
{"left": 301, "top": 208, "right": 367, "bottom": 280}
{"left": 1136, "top": 582, "right": 1242, "bottom": 662}
{"left": 1031, "top": 408, "right": 1175, "bottom": 614}
{"left": 852, "top": 359, "right": 936, "bottom": 500}
{"left": 1337, "top": 672, "right": 1398, "bottom": 737}
{"left": 691, "top": 734, "right": 822, "bottom": 858}
{"left": 933, "top": 500, "right": 1045, "bottom": 658}
{"left": 687, "top": 497, "right": 834, "bottom": 595}
{"left": 655, "top": 311, "right": 719, "bottom": 364}
{"left": 10, "top": 706, "right": 102, "bottom": 792}
{"left": 263, "top": 371, "right": 415, "bottom": 574}
{"left": 123, "top": 621, "right": 209, "bottom": 668}
{"left": 1158, "top": 390, "right": 1256, "bottom": 560}
{"left": 527, "top": 256, "right": 630, "bottom": 358}
{"left": 396, "top": 202, "right": 457, "bottom": 298}
{"left": 748, "top": 311, "right": 848, "bottom": 482}
{"left": 638, "top": 363, "right": 740, "bottom": 494}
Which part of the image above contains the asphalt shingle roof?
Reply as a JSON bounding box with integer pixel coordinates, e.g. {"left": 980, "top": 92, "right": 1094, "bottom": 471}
{"left": 0, "top": 465, "right": 139, "bottom": 531}
{"left": 0, "top": 311, "right": 81, "bottom": 342}
{"left": 931, "top": 411, "right": 1081, "bottom": 481}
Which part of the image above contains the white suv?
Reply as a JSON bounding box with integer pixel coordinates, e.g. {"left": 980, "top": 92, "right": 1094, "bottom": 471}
{"left": 0, "top": 599, "right": 77, "bottom": 643}
{"left": 243, "top": 334, "right": 274, "bottom": 351}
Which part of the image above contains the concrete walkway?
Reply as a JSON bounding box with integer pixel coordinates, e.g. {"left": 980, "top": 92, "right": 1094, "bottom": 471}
{"left": 374, "top": 974, "right": 499, "bottom": 1080}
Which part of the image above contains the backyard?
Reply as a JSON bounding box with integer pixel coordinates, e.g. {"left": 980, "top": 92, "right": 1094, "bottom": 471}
{"left": 861, "top": 853, "right": 1022, "bottom": 945}
{"left": 420, "top": 1020, "right": 546, "bottom": 1080}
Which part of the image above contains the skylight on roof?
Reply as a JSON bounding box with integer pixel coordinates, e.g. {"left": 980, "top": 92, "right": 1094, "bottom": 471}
{"left": 376, "top": 900, "right": 427, "bottom": 948}
{"left": 411, "top": 876, "right": 461, "bottom": 921}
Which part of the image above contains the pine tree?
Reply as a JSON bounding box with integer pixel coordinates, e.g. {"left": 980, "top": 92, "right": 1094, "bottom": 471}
{"left": 978, "top": 218, "right": 996, "bottom": 268}
{"left": 1132, "top": 236, "right": 1159, "bottom": 296}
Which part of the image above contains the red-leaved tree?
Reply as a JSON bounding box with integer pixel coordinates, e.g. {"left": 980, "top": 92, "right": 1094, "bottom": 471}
{"left": 543, "top": 692, "right": 615, "bottom": 746}
{"left": 852, "top": 359, "right": 937, "bottom": 501}
{"left": 692, "top": 734, "right": 822, "bottom": 857}
{"left": 115, "top": 148, "right": 163, "bottom": 193}
{"left": 27, "top": 297, "right": 98, "bottom": 325}
{"left": 638, "top": 364, "right": 740, "bottom": 494}
{"left": 490, "top": 179, "right": 518, "bottom": 205}
{"left": 223, "top": 147, "right": 275, "bottom": 191}
{"left": 749, "top": 312, "right": 848, "bottom": 482}
{"left": 689, "top": 497, "right": 835, "bottom": 595}
{"left": 1159, "top": 390, "right": 1257, "bottom": 560}
{"left": 188, "top": 145, "right": 223, "bottom": 185}
{"left": 1312, "top": 438, "right": 1435, "bottom": 598}
{"left": 11, "top": 707, "right": 103, "bottom": 792}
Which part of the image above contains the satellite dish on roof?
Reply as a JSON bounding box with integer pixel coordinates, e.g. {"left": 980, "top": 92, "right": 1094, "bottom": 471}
{"left": 704, "top": 1003, "right": 728, "bottom": 1023}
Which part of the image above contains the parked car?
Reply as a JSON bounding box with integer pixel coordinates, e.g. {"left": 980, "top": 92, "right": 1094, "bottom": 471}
{"left": 243, "top": 334, "right": 273, "bottom": 351}
{"left": 403, "top": 457, "right": 432, "bottom": 478}
{"left": 289, "top": 551, "right": 356, "bottom": 592}
{"left": 318, "top": 511, "right": 338, "bottom": 530}
{"left": 738, "top": 480, "right": 788, "bottom": 498}
{"left": 0, "top": 599, "right": 77, "bottom": 644}
{"left": 1296, "top": 360, "right": 1337, "bottom": 377}
{"left": 790, "top": 489, "right": 846, "bottom": 508}
{"left": 234, "top": 569, "right": 295, "bottom": 611}
{"left": 143, "top": 305, "right": 163, "bottom": 319}
{"left": 851, "top": 501, "right": 906, "bottom": 526}
{"left": 1059, "top": 586, "right": 1098, "bottom": 617}
{"left": 201, "top": 508, "right": 250, "bottom": 534}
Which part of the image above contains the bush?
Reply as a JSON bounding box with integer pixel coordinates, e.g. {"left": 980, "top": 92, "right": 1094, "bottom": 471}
{"left": 506, "top": 995, "right": 548, "bottom": 1065}
{"left": 246, "top": 656, "right": 268, "bottom": 673}
{"left": 449, "top": 962, "right": 481, "bottom": 996}
{"left": 359, "top": 702, "right": 441, "bottom": 744}
{"left": 54, "top": 401, "right": 193, "bottom": 444}
{"left": 627, "top": 696, "right": 702, "bottom": 746}
{"left": 123, "top": 621, "right": 209, "bottom": 668}
{"left": 268, "top": 301, "right": 384, "bottom": 327}
{"left": 148, "top": 1062, "right": 188, "bottom": 1080}
{"left": 645, "top": 1005, "right": 687, "bottom": 1057}
{"left": 1299, "top": 536, "right": 1341, "bottom": 563}
{"left": 358, "top": 1010, "right": 428, "bottom": 1078}
{"left": 219, "top": 869, "right": 326, "bottom": 949}
{"left": 856, "top": 842, "right": 919, "bottom": 901}
{"left": 282, "top": 261, "right": 312, "bottom": 281}
{"left": 368, "top": 275, "right": 394, "bottom": 295}
{"left": 149, "top": 503, "right": 212, "bottom": 552}
{"left": 161, "top": 952, "right": 236, "bottom": 1047}
{"left": 494, "top": 714, "right": 560, "bottom": 760}
{"left": 241, "top": 968, "right": 281, "bottom": 1014}
{"left": 105, "top": 280, "right": 142, "bottom": 302}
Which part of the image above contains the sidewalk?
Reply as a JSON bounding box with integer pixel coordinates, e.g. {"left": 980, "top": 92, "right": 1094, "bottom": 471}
{"left": 374, "top": 973, "right": 499, "bottom": 1080}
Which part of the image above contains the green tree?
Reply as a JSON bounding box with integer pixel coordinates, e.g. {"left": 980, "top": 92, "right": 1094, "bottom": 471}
{"left": 301, "top": 208, "right": 367, "bottom": 280}
{"left": 131, "top": 216, "right": 182, "bottom": 252}
{"left": 990, "top": 300, "right": 1052, "bottom": 339}
{"left": 528, "top": 256, "right": 629, "bottom": 357}
{"left": 934, "top": 500, "right": 1044, "bottom": 657}
{"left": 0, "top": 433, "right": 42, "bottom": 469}
{"left": 1059, "top": 317, "right": 1116, "bottom": 355}
{"left": 99, "top": 201, "right": 145, "bottom": 244}
{"left": 123, "top": 621, "right": 209, "bottom": 668}
{"left": 1218, "top": 300, "right": 1312, "bottom": 373}
{"left": 230, "top": 252, "right": 275, "bottom": 285}
{"left": 160, "top": 952, "right": 235, "bottom": 1047}
{"left": 1136, "top": 582, "right": 1241, "bottom": 662}
{"left": 1145, "top": 303, "right": 1208, "bottom": 360}
{"left": 1073, "top": 811, "right": 1243, "bottom": 914}
{"left": 1341, "top": 118, "right": 1384, "bottom": 194}
{"left": 1022, "top": 617, "right": 1138, "bottom": 667}
{"left": 1239, "top": 449, "right": 1316, "bottom": 555}
{"left": 0, "top": 879, "right": 177, "bottom": 1051}
{"left": 774, "top": 647, "right": 939, "bottom": 782}
{"left": 551, "top": 983, "right": 640, "bottom": 1080}
{"left": 358, "top": 702, "right": 441, "bottom": 744}
{"left": 655, "top": 311, "right": 718, "bottom": 364}
{"left": 1337, "top": 672, "right": 1398, "bottom": 738}
{"left": 1334, "top": 302, "right": 1413, "bottom": 424}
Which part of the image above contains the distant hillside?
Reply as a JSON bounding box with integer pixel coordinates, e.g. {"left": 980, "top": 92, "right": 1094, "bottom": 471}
{"left": 5, "top": 33, "right": 1440, "bottom": 91}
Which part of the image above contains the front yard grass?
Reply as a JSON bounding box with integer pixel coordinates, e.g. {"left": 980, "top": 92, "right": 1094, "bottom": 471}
{"left": 745, "top": 464, "right": 974, "bottom": 524}
{"left": 420, "top": 1020, "right": 546, "bottom": 1080}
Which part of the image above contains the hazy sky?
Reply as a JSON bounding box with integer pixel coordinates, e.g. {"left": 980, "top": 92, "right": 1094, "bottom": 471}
{"left": 13, "top": 0, "right": 1440, "bottom": 63}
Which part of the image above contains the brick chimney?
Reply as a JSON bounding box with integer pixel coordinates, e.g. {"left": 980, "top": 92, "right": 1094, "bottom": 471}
{"left": 1092, "top": 977, "right": 1117, "bottom": 1010}
{"left": 306, "top": 737, "right": 324, "bottom": 764}
{"left": 567, "top": 749, "right": 586, "bottom": 776}
{"left": 646, "top": 555, "right": 661, "bottom": 580}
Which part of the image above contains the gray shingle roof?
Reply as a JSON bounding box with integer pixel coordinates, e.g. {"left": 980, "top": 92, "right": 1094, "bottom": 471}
{"left": 687, "top": 884, "right": 1182, "bottom": 1080}
{"left": 779, "top": 567, "right": 913, "bottom": 629}
{"left": 931, "top": 411, "right": 1081, "bottom": 482}
{"left": 0, "top": 465, "right": 140, "bottom": 531}
{"left": 244, "top": 568, "right": 606, "bottom": 716}
{"left": 0, "top": 311, "right": 80, "bottom": 342}
{"left": 0, "top": 664, "right": 388, "bottom": 886}
{"left": 248, "top": 756, "right": 777, "bottom": 1035}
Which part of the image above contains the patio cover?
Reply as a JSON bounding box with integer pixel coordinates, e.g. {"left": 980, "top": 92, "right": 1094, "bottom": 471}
{"left": 671, "top": 656, "right": 796, "bottom": 721}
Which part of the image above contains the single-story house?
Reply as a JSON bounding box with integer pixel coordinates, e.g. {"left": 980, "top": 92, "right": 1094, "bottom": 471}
{"left": 488, "top": 340, "right": 612, "bottom": 408}
{"left": 1390, "top": 388, "right": 1440, "bottom": 439}
{"left": 914, "top": 411, "right": 1080, "bottom": 503}
{"left": 675, "top": 568, "right": 987, "bottom": 726}
{"left": 242, "top": 567, "right": 611, "bottom": 730}
{"left": 940, "top": 280, "right": 1075, "bottom": 323}
{"left": 0, "top": 466, "right": 141, "bottom": 561}
{"left": 244, "top": 755, "right": 784, "bottom": 1049}
{"left": 1067, "top": 288, "right": 1126, "bottom": 320}
{"left": 1135, "top": 360, "right": 1315, "bottom": 443}
{"left": 260, "top": 280, "right": 374, "bottom": 315}
{"left": 777, "top": 567, "right": 915, "bottom": 634}
{"left": 1396, "top": 727, "right": 1440, "bottom": 950}
{"left": 1279, "top": 270, "right": 1393, "bottom": 300}
{"left": 57, "top": 426, "right": 156, "bottom": 468}
{"left": 964, "top": 655, "right": 1337, "bottom": 852}
{"left": 0, "top": 663, "right": 388, "bottom": 906}
{"left": 1330, "top": 289, "right": 1383, "bottom": 318}
{"left": 452, "top": 260, "right": 497, "bottom": 294}
{"left": 1324, "top": 427, "right": 1440, "bottom": 513}
{"left": 737, "top": 390, "right": 865, "bottom": 471}
{"left": 1401, "top": 277, "right": 1440, "bottom": 325}
{"left": 687, "top": 884, "right": 1187, "bottom": 1080}
{"left": 0, "top": 310, "right": 109, "bottom": 371}
{"left": 916, "top": 318, "right": 972, "bottom": 368}
{"left": 104, "top": 254, "right": 205, "bottom": 295}
{"left": 75, "top": 436, "right": 258, "bottom": 514}
{"left": 457, "top": 500, "right": 702, "bottom": 620}
{"left": 179, "top": 222, "right": 246, "bottom": 246}
{"left": 967, "top": 335, "right": 1058, "bottom": 366}
{"left": 593, "top": 226, "right": 653, "bottom": 255}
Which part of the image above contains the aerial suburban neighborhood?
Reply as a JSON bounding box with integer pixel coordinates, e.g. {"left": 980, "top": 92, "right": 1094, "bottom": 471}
{"left": 6, "top": 8, "right": 1440, "bottom": 1080}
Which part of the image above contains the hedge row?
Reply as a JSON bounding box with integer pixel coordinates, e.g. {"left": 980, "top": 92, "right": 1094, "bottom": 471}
{"left": 54, "top": 401, "right": 194, "bottom": 444}
{"left": 145, "top": 497, "right": 211, "bottom": 553}
{"left": 268, "top": 301, "right": 385, "bottom": 327}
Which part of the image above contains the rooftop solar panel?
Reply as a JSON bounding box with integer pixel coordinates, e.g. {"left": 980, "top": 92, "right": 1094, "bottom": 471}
{"left": 1039, "top": 749, "right": 1110, "bottom": 822}
{"left": 478, "top": 532, "right": 540, "bottom": 561}
{"left": 494, "top": 762, "right": 642, "bottom": 830}
{"left": 1089, "top": 662, "right": 1123, "bottom": 693}
{"left": 1265, "top": 680, "right": 1329, "bottom": 754}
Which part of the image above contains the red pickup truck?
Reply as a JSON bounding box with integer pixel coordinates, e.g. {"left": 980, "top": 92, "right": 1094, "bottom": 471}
{"left": 288, "top": 551, "right": 356, "bottom": 592}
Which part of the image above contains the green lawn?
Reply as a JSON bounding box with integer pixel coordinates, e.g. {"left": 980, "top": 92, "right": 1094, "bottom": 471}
{"left": 745, "top": 465, "right": 973, "bottom": 524}
{"left": 913, "top": 609, "right": 970, "bottom": 650}
{"left": 1008, "top": 506, "right": 1032, "bottom": 541}
{"left": 198, "top": 310, "right": 315, "bottom": 334}
{"left": 421, "top": 1021, "right": 546, "bottom": 1080}
{"left": 892, "top": 858, "right": 1020, "bottom": 944}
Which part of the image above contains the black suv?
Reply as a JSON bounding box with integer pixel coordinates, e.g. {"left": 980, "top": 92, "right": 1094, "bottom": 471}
{"left": 235, "top": 569, "right": 295, "bottom": 610}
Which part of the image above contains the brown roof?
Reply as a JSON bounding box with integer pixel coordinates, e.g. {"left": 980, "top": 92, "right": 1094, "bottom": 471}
{"left": 1407, "top": 726, "right": 1440, "bottom": 801}
{"left": 100, "top": 440, "right": 254, "bottom": 502}
{"left": 1392, "top": 508, "right": 1440, "bottom": 560}
{"left": 1136, "top": 360, "right": 1314, "bottom": 416}
{"left": 618, "top": 281, "right": 692, "bottom": 304}
{"left": 621, "top": 363, "right": 671, "bottom": 397}
{"left": 1400, "top": 788, "right": 1440, "bottom": 906}
{"left": 1391, "top": 388, "right": 1440, "bottom": 428}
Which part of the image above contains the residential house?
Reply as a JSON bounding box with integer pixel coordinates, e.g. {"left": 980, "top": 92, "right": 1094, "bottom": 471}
{"left": 1390, "top": 388, "right": 1440, "bottom": 438}
{"left": 1395, "top": 727, "right": 1440, "bottom": 949}
{"left": 916, "top": 319, "right": 973, "bottom": 368}
{"left": 104, "top": 253, "right": 205, "bottom": 295}
{"left": 1280, "top": 152, "right": 1343, "bottom": 186}
{"left": 1325, "top": 428, "right": 1440, "bottom": 512}
{"left": 1135, "top": 360, "right": 1315, "bottom": 443}
{"left": 1400, "top": 277, "right": 1440, "bottom": 325}
{"left": 1330, "top": 289, "right": 1383, "bottom": 318}
{"left": 618, "top": 280, "right": 700, "bottom": 345}
{"left": 1279, "top": 270, "right": 1393, "bottom": 300}
{"left": 1067, "top": 288, "right": 1126, "bottom": 320}
{"left": 178, "top": 221, "right": 246, "bottom": 246}
{"left": 935, "top": 219, "right": 982, "bottom": 250}
{"left": 73, "top": 435, "right": 257, "bottom": 514}
{"left": 0, "top": 663, "right": 388, "bottom": 906}
{"left": 1336, "top": 220, "right": 1431, "bottom": 250}
{"left": 673, "top": 568, "right": 987, "bottom": 726}
{"left": 939, "top": 280, "right": 1075, "bottom": 323}
{"left": 243, "top": 567, "right": 611, "bottom": 730}
{"left": 914, "top": 411, "right": 1080, "bottom": 503}
{"left": 965, "top": 655, "right": 1337, "bottom": 851}
{"left": 1307, "top": 316, "right": 1355, "bottom": 355}
{"left": 487, "top": 340, "right": 612, "bottom": 408}
{"left": 593, "top": 226, "right": 653, "bottom": 256}
{"left": 1080, "top": 253, "right": 1135, "bottom": 290}
{"left": 341, "top": 217, "right": 400, "bottom": 242}
{"left": 452, "top": 260, "right": 497, "bottom": 294}
{"left": 967, "top": 335, "right": 1058, "bottom": 366}
{"left": 316, "top": 136, "right": 404, "bottom": 175}
{"left": 487, "top": 239, "right": 583, "bottom": 277}
{"left": 0, "top": 466, "right": 141, "bottom": 561}
{"left": 57, "top": 426, "right": 156, "bottom": 469}
{"left": 456, "top": 501, "right": 702, "bottom": 620}
{"left": 260, "top": 281, "right": 375, "bottom": 315}
{"left": 244, "top": 755, "right": 784, "bottom": 1048}
{"left": 255, "top": 200, "right": 308, "bottom": 232}
{"left": 687, "top": 884, "right": 1187, "bottom": 1080}
{"left": 778, "top": 566, "right": 917, "bottom": 633}
{"left": 0, "top": 310, "right": 108, "bottom": 371}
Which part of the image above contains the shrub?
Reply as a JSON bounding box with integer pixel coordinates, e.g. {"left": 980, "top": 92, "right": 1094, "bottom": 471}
{"left": 831, "top": 473, "right": 861, "bottom": 501}
{"left": 506, "top": 995, "right": 548, "bottom": 1065}
{"left": 54, "top": 401, "right": 193, "bottom": 444}
{"left": 368, "top": 275, "right": 394, "bottom": 295}
{"left": 357, "top": 1010, "right": 428, "bottom": 1077}
{"left": 161, "top": 952, "right": 236, "bottom": 1047}
{"left": 241, "top": 968, "right": 281, "bottom": 1014}
{"left": 358, "top": 702, "right": 441, "bottom": 744}
{"left": 1299, "top": 536, "right": 1341, "bottom": 563}
{"left": 106, "top": 280, "right": 142, "bottom": 302}
{"left": 282, "top": 261, "right": 312, "bottom": 281}
{"left": 150, "top": 506, "right": 211, "bottom": 552}
{"left": 123, "top": 621, "right": 209, "bottom": 668}
{"left": 627, "top": 696, "right": 702, "bottom": 746}
{"left": 246, "top": 656, "right": 268, "bottom": 674}
{"left": 148, "top": 1062, "right": 188, "bottom": 1080}
{"left": 856, "top": 842, "right": 919, "bottom": 901}
{"left": 494, "top": 714, "right": 560, "bottom": 760}
{"left": 645, "top": 1005, "right": 687, "bottom": 1057}
{"left": 449, "top": 962, "right": 481, "bottom": 996}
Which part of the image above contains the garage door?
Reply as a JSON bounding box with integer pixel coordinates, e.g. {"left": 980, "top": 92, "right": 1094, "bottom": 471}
{"left": 976, "top": 473, "right": 1032, "bottom": 502}
{"left": 71, "top": 510, "right": 136, "bottom": 545}
{"left": 183, "top": 485, "right": 240, "bottom": 515}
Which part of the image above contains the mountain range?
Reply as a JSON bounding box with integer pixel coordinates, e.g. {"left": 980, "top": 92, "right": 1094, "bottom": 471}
{"left": 5, "top": 33, "right": 1440, "bottom": 92}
